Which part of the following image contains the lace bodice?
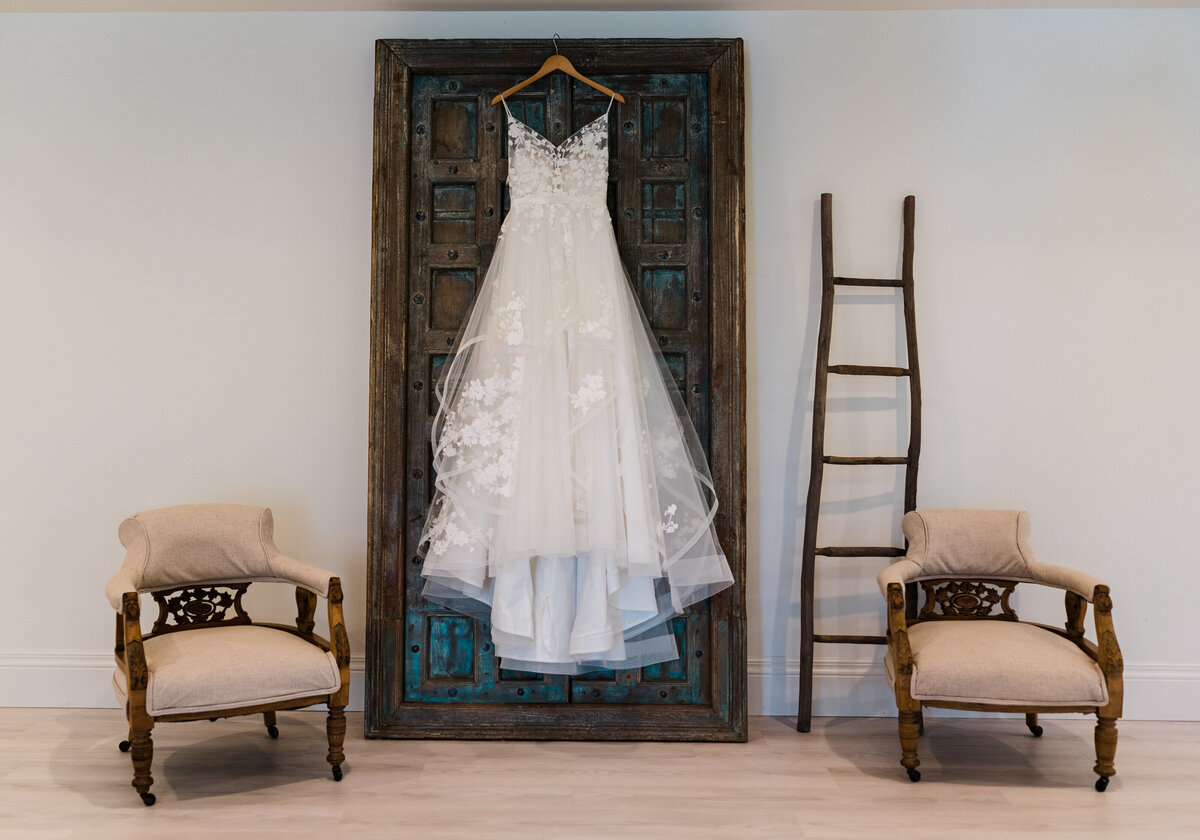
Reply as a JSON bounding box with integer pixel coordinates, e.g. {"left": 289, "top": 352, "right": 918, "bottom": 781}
{"left": 504, "top": 100, "right": 611, "bottom": 206}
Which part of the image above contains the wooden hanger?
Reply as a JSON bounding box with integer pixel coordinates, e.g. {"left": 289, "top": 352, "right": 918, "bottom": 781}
{"left": 491, "top": 36, "right": 625, "bottom": 106}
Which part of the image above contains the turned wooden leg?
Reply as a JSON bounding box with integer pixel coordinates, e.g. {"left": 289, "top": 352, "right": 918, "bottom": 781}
{"left": 129, "top": 722, "right": 156, "bottom": 806}
{"left": 264, "top": 710, "right": 279, "bottom": 739}
{"left": 1093, "top": 715, "right": 1118, "bottom": 791}
{"left": 1025, "top": 713, "right": 1044, "bottom": 737}
{"left": 326, "top": 706, "right": 346, "bottom": 781}
{"left": 898, "top": 709, "right": 921, "bottom": 782}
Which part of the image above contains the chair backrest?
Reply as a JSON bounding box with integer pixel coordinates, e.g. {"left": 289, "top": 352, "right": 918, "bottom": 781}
{"left": 901, "top": 509, "right": 1037, "bottom": 580}
{"left": 117, "top": 504, "right": 282, "bottom": 592}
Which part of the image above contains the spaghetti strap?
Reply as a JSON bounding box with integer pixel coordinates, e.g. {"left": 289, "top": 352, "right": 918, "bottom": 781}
{"left": 500, "top": 95, "right": 513, "bottom": 117}
{"left": 605, "top": 93, "right": 616, "bottom": 114}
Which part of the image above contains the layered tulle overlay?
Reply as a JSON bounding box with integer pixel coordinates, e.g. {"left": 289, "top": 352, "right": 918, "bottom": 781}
{"left": 418, "top": 99, "right": 733, "bottom": 674}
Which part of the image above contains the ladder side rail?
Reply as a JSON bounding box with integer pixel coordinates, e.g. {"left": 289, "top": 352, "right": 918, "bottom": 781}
{"left": 900, "top": 195, "right": 922, "bottom": 620}
{"left": 797, "top": 192, "right": 836, "bottom": 733}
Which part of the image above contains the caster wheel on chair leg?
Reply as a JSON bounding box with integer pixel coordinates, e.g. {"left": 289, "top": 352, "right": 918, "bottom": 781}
{"left": 906, "top": 768, "right": 921, "bottom": 783}
{"left": 331, "top": 765, "right": 343, "bottom": 782}
{"left": 267, "top": 725, "right": 279, "bottom": 739}
{"left": 1095, "top": 776, "right": 1109, "bottom": 792}
{"left": 118, "top": 740, "right": 131, "bottom": 753}
{"left": 1027, "top": 724, "right": 1044, "bottom": 737}
{"left": 140, "top": 792, "right": 156, "bottom": 807}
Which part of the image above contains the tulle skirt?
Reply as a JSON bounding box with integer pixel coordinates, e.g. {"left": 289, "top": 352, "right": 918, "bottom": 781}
{"left": 419, "top": 197, "right": 732, "bottom": 674}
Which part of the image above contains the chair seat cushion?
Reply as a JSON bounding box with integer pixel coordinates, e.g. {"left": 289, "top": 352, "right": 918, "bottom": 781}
{"left": 113, "top": 625, "right": 341, "bottom": 716}
{"left": 885, "top": 620, "right": 1108, "bottom": 707}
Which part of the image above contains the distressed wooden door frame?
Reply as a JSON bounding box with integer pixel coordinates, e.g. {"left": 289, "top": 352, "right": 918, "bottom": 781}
{"left": 368, "top": 38, "right": 747, "bottom": 741}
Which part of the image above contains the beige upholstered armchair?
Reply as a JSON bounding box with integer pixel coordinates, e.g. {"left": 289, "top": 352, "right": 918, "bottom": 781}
{"left": 107, "top": 504, "right": 350, "bottom": 806}
{"left": 877, "top": 510, "right": 1123, "bottom": 791}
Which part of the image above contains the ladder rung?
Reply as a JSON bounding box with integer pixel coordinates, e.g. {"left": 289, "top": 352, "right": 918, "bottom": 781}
{"left": 824, "top": 456, "right": 908, "bottom": 466}
{"left": 814, "top": 634, "right": 887, "bottom": 645}
{"left": 827, "top": 365, "right": 909, "bottom": 377}
{"left": 834, "top": 277, "right": 905, "bottom": 288}
{"left": 816, "top": 546, "right": 906, "bottom": 557}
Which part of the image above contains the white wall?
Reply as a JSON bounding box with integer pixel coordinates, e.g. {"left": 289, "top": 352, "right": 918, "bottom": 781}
{"left": 2, "top": 9, "right": 1197, "bottom": 719}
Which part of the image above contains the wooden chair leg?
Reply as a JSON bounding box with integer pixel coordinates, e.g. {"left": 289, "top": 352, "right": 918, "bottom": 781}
{"left": 129, "top": 720, "right": 156, "bottom": 806}
{"left": 326, "top": 705, "right": 346, "bottom": 781}
{"left": 1093, "top": 715, "right": 1118, "bottom": 791}
{"left": 263, "top": 710, "right": 279, "bottom": 739}
{"left": 1025, "top": 712, "right": 1044, "bottom": 737}
{"left": 898, "top": 709, "right": 921, "bottom": 782}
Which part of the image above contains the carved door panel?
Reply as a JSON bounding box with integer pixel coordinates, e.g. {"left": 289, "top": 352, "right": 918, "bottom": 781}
{"left": 369, "top": 39, "right": 746, "bottom": 740}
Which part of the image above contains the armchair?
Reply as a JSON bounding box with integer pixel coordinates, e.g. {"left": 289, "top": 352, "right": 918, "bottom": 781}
{"left": 107, "top": 504, "right": 350, "bottom": 805}
{"left": 878, "top": 509, "right": 1123, "bottom": 791}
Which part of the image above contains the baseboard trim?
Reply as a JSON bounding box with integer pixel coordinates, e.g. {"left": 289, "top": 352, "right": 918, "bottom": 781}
{"left": 3, "top": 650, "right": 1196, "bottom": 720}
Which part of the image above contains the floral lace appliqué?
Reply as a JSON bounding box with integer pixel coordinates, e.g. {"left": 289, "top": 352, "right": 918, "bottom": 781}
{"left": 495, "top": 294, "right": 525, "bottom": 345}
{"left": 503, "top": 112, "right": 612, "bottom": 243}
{"left": 660, "top": 504, "right": 680, "bottom": 536}
{"left": 439, "top": 357, "right": 524, "bottom": 498}
{"left": 652, "top": 428, "right": 683, "bottom": 480}
{"left": 570, "top": 372, "right": 607, "bottom": 413}
{"left": 425, "top": 500, "right": 475, "bottom": 557}
{"left": 579, "top": 284, "right": 614, "bottom": 340}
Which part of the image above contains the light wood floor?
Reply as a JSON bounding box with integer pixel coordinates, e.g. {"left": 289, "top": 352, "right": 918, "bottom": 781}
{"left": 1, "top": 709, "right": 1197, "bottom": 839}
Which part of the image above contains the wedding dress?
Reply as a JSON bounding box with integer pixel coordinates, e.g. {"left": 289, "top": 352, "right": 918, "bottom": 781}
{"left": 419, "top": 94, "right": 733, "bottom": 674}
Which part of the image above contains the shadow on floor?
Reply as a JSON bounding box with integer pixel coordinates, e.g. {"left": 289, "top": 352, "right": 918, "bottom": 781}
{"left": 768, "top": 714, "right": 1107, "bottom": 791}
{"left": 55, "top": 711, "right": 338, "bottom": 807}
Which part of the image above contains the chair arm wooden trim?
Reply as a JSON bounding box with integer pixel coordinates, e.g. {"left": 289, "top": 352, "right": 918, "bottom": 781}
{"left": 1064, "top": 590, "right": 1087, "bottom": 639}
{"left": 120, "top": 591, "right": 155, "bottom": 749}
{"left": 885, "top": 583, "right": 917, "bottom": 707}
{"left": 327, "top": 577, "right": 351, "bottom": 707}
{"left": 295, "top": 587, "right": 317, "bottom": 635}
{"left": 120, "top": 593, "right": 147, "bottom": 692}
{"left": 1093, "top": 585, "right": 1124, "bottom": 718}
{"left": 114, "top": 611, "right": 126, "bottom": 659}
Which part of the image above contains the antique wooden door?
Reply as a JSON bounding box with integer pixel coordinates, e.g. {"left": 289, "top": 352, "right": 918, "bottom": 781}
{"left": 368, "top": 39, "right": 746, "bottom": 740}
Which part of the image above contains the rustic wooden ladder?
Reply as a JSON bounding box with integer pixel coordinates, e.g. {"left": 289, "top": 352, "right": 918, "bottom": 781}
{"left": 796, "top": 193, "right": 922, "bottom": 733}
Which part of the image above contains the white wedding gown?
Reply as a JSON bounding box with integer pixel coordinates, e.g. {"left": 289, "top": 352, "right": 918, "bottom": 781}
{"left": 419, "top": 95, "right": 733, "bottom": 674}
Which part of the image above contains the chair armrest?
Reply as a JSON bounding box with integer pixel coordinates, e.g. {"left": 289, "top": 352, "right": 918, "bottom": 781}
{"left": 876, "top": 558, "right": 922, "bottom": 596}
{"left": 106, "top": 570, "right": 139, "bottom": 611}
{"left": 108, "top": 553, "right": 333, "bottom": 608}
{"left": 1027, "top": 561, "right": 1106, "bottom": 602}
{"left": 877, "top": 555, "right": 1104, "bottom": 603}
{"left": 269, "top": 554, "right": 335, "bottom": 598}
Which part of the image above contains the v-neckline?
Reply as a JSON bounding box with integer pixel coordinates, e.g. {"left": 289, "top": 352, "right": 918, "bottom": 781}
{"left": 508, "top": 112, "right": 609, "bottom": 152}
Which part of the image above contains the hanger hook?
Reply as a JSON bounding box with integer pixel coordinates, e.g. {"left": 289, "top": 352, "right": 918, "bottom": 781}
{"left": 552, "top": 34, "right": 560, "bottom": 55}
